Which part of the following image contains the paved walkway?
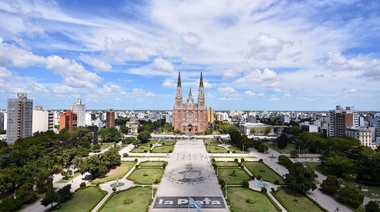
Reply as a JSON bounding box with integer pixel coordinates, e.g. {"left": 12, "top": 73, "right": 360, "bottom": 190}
{"left": 151, "top": 139, "right": 229, "bottom": 212}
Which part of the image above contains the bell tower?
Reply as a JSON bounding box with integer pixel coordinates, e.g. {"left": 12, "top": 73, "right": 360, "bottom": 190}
{"left": 198, "top": 72, "right": 205, "bottom": 109}
{"left": 175, "top": 72, "right": 183, "bottom": 107}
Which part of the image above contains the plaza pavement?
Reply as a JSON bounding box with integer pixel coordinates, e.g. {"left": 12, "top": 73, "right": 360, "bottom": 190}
{"left": 150, "top": 139, "right": 229, "bottom": 212}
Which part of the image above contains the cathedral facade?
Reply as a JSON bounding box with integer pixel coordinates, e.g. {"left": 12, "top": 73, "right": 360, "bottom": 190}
{"left": 172, "top": 72, "right": 208, "bottom": 134}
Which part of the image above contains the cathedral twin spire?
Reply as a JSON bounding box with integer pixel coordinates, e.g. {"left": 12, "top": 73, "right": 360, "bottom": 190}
{"left": 175, "top": 72, "right": 205, "bottom": 108}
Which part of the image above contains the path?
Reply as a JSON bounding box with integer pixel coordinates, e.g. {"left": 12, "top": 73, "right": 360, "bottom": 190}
{"left": 151, "top": 139, "right": 229, "bottom": 212}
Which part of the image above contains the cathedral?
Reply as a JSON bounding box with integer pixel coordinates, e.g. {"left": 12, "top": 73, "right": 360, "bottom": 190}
{"left": 172, "top": 72, "right": 208, "bottom": 134}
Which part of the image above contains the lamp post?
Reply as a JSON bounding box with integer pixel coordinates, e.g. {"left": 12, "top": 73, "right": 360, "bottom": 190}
{"left": 216, "top": 164, "right": 218, "bottom": 176}
{"left": 298, "top": 146, "right": 301, "bottom": 155}
{"left": 224, "top": 178, "right": 229, "bottom": 199}
{"left": 151, "top": 178, "right": 155, "bottom": 199}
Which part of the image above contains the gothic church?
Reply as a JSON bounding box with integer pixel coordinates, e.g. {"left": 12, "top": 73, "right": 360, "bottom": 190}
{"left": 172, "top": 72, "right": 208, "bottom": 134}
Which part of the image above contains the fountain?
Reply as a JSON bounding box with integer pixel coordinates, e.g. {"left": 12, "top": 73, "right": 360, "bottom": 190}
{"left": 110, "top": 178, "right": 125, "bottom": 187}
{"left": 253, "top": 179, "right": 268, "bottom": 188}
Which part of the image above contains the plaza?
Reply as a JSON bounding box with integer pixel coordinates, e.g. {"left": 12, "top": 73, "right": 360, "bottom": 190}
{"left": 151, "top": 139, "right": 229, "bottom": 211}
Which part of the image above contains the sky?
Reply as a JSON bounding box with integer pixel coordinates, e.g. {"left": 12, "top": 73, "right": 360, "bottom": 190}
{"left": 1, "top": 0, "right": 380, "bottom": 111}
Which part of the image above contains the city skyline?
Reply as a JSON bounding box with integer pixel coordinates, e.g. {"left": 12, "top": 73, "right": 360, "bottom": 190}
{"left": 1, "top": 1, "right": 380, "bottom": 111}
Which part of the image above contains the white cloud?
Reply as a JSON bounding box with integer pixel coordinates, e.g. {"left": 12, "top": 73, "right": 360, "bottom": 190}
{"left": 269, "top": 95, "right": 279, "bottom": 101}
{"left": 45, "top": 55, "right": 102, "bottom": 84}
{"left": 343, "top": 88, "right": 358, "bottom": 94}
{"left": 12, "top": 4, "right": 46, "bottom": 38}
{"left": 63, "top": 76, "right": 97, "bottom": 89}
{"left": 0, "top": 42, "right": 44, "bottom": 67}
{"left": 53, "top": 84, "right": 77, "bottom": 95}
{"left": 245, "top": 90, "right": 256, "bottom": 96}
{"left": 79, "top": 54, "right": 111, "bottom": 72}
{"left": 104, "top": 38, "right": 149, "bottom": 62}
{"left": 162, "top": 78, "right": 175, "bottom": 88}
{"left": 152, "top": 57, "right": 173, "bottom": 71}
{"left": 247, "top": 33, "right": 285, "bottom": 61}
{"left": 217, "top": 87, "right": 237, "bottom": 94}
{"left": 0, "top": 66, "right": 12, "bottom": 77}
{"left": 132, "top": 88, "right": 156, "bottom": 97}
{"left": 220, "top": 97, "right": 243, "bottom": 101}
{"left": 181, "top": 32, "right": 201, "bottom": 49}
{"left": 234, "top": 68, "right": 279, "bottom": 86}
{"left": 327, "top": 51, "right": 380, "bottom": 80}
{"left": 284, "top": 92, "right": 292, "bottom": 98}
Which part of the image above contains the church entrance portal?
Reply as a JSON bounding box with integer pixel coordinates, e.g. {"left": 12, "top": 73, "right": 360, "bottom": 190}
{"left": 188, "top": 124, "right": 193, "bottom": 132}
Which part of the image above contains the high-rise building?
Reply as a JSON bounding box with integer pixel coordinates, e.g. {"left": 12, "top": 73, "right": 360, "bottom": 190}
{"left": 172, "top": 72, "right": 208, "bottom": 134}
{"left": 106, "top": 109, "right": 115, "bottom": 128}
{"left": 346, "top": 126, "right": 372, "bottom": 147}
{"left": 207, "top": 107, "right": 214, "bottom": 123}
{"left": 0, "top": 112, "right": 4, "bottom": 131}
{"left": 73, "top": 99, "right": 85, "bottom": 127}
{"left": 32, "top": 106, "right": 55, "bottom": 133}
{"left": 328, "top": 105, "right": 358, "bottom": 137}
{"left": 6, "top": 93, "right": 33, "bottom": 144}
{"left": 60, "top": 110, "right": 77, "bottom": 131}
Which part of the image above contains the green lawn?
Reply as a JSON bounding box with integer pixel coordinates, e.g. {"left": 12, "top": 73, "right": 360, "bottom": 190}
{"left": 100, "top": 187, "right": 153, "bottom": 212}
{"left": 139, "top": 161, "right": 166, "bottom": 167}
{"left": 158, "top": 140, "right": 176, "bottom": 145}
{"left": 56, "top": 186, "right": 106, "bottom": 212}
{"left": 304, "top": 162, "right": 327, "bottom": 175}
{"left": 264, "top": 143, "right": 297, "bottom": 153}
{"left": 151, "top": 145, "right": 174, "bottom": 153}
{"left": 91, "top": 161, "right": 136, "bottom": 184}
{"left": 273, "top": 188, "right": 325, "bottom": 212}
{"left": 57, "top": 172, "right": 81, "bottom": 183}
{"left": 217, "top": 168, "right": 250, "bottom": 185}
{"left": 228, "top": 146, "right": 243, "bottom": 154}
{"left": 128, "top": 168, "right": 164, "bottom": 184}
{"left": 228, "top": 187, "right": 279, "bottom": 212}
{"left": 206, "top": 145, "right": 228, "bottom": 153}
{"left": 204, "top": 139, "right": 227, "bottom": 152}
{"left": 100, "top": 142, "right": 115, "bottom": 150}
{"left": 204, "top": 140, "right": 221, "bottom": 146}
{"left": 130, "top": 145, "right": 151, "bottom": 153}
{"left": 244, "top": 162, "right": 284, "bottom": 184}
{"left": 211, "top": 156, "right": 256, "bottom": 158}
{"left": 216, "top": 161, "right": 240, "bottom": 167}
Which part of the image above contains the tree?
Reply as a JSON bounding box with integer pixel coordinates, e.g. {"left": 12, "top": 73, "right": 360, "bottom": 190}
{"left": 365, "top": 201, "right": 380, "bottom": 212}
{"left": 276, "top": 132, "right": 288, "bottom": 149}
{"left": 290, "top": 150, "right": 298, "bottom": 158}
{"left": 285, "top": 162, "right": 317, "bottom": 191}
{"left": 278, "top": 155, "right": 293, "bottom": 169}
{"left": 98, "top": 128, "right": 121, "bottom": 143}
{"left": 41, "top": 189, "right": 59, "bottom": 211}
{"left": 57, "top": 184, "right": 73, "bottom": 204}
{"left": 0, "top": 196, "right": 23, "bottom": 212}
{"left": 15, "top": 182, "right": 38, "bottom": 204}
{"left": 0, "top": 173, "right": 13, "bottom": 194}
{"left": 124, "top": 137, "right": 137, "bottom": 144}
{"left": 338, "top": 186, "right": 364, "bottom": 208}
{"left": 324, "top": 155, "right": 355, "bottom": 177}
{"left": 36, "top": 169, "right": 53, "bottom": 193}
{"left": 120, "top": 125, "right": 129, "bottom": 134}
{"left": 320, "top": 175, "right": 340, "bottom": 194}
{"left": 137, "top": 130, "right": 151, "bottom": 144}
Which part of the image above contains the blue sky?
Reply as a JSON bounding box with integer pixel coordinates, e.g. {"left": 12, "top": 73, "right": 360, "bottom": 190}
{"left": 1, "top": 0, "right": 380, "bottom": 111}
